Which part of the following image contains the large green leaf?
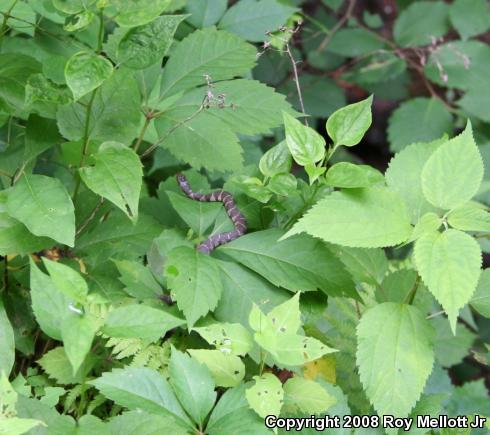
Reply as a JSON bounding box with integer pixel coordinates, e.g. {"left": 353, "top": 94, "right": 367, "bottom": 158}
{"left": 357, "top": 303, "right": 435, "bottom": 417}
{"left": 385, "top": 138, "right": 444, "bottom": 223}
{"left": 80, "top": 141, "right": 143, "bottom": 221}
{"left": 164, "top": 246, "right": 223, "bottom": 327}
{"left": 29, "top": 260, "right": 71, "bottom": 341}
{"left": 219, "top": 229, "right": 357, "bottom": 298}
{"left": 245, "top": 373, "right": 283, "bottom": 418}
{"left": 218, "top": 0, "right": 296, "bottom": 42}
{"left": 0, "top": 299, "right": 14, "bottom": 376}
{"left": 432, "top": 317, "right": 475, "bottom": 368}
{"left": 324, "top": 162, "right": 384, "bottom": 188}
{"left": 65, "top": 52, "right": 113, "bottom": 101}
{"left": 113, "top": 0, "right": 172, "bottom": 27}
{"left": 414, "top": 229, "right": 482, "bottom": 332}
{"left": 188, "top": 350, "right": 244, "bottom": 388}
{"left": 259, "top": 141, "right": 292, "bottom": 178}
{"left": 117, "top": 15, "right": 186, "bottom": 69}
{"left": 186, "top": 0, "right": 227, "bottom": 28}
{"left": 89, "top": 368, "right": 191, "bottom": 426}
{"left": 336, "top": 247, "right": 388, "bottom": 287}
{"left": 285, "top": 187, "right": 412, "bottom": 248}
{"left": 326, "top": 95, "right": 373, "bottom": 147}
{"left": 421, "top": 123, "right": 483, "bottom": 210}
{"left": 327, "top": 28, "right": 385, "bottom": 57}
{"left": 7, "top": 174, "right": 75, "bottom": 246}
{"left": 113, "top": 260, "right": 163, "bottom": 299}
{"left": 193, "top": 323, "right": 253, "bottom": 356}
{"left": 42, "top": 258, "right": 88, "bottom": 303}
{"left": 283, "top": 377, "right": 336, "bottom": 415}
{"left": 57, "top": 71, "right": 141, "bottom": 144}
{"left": 387, "top": 98, "right": 453, "bottom": 152}
{"left": 470, "top": 268, "right": 490, "bottom": 318}
{"left": 393, "top": 1, "right": 450, "bottom": 47}
{"left": 103, "top": 305, "right": 185, "bottom": 341}
{"left": 169, "top": 348, "right": 216, "bottom": 426}
{"left": 449, "top": 0, "right": 490, "bottom": 40}
{"left": 447, "top": 203, "right": 490, "bottom": 232}
{"left": 158, "top": 27, "right": 256, "bottom": 99}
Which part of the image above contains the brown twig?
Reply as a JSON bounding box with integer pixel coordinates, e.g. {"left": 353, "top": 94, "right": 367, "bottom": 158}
{"left": 75, "top": 197, "right": 105, "bottom": 237}
{"left": 317, "top": 0, "right": 357, "bottom": 52}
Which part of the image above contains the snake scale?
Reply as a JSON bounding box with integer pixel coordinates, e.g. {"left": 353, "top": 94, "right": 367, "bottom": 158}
{"left": 176, "top": 173, "right": 247, "bottom": 254}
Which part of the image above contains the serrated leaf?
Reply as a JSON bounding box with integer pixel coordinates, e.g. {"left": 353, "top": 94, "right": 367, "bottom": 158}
{"left": 159, "top": 27, "right": 256, "bottom": 99}
{"left": 393, "top": 1, "right": 450, "bottom": 47}
{"left": 385, "top": 138, "right": 445, "bottom": 223}
{"left": 186, "top": 0, "right": 227, "bottom": 28}
{"left": 117, "top": 15, "right": 186, "bottom": 69}
{"left": 113, "top": 0, "right": 171, "bottom": 27}
{"left": 283, "top": 377, "right": 336, "bottom": 415}
{"left": 89, "top": 368, "right": 191, "bottom": 425}
{"left": 283, "top": 111, "right": 325, "bottom": 166}
{"left": 103, "top": 305, "right": 185, "bottom": 342}
{"left": 218, "top": 0, "right": 296, "bottom": 42}
{"left": 422, "top": 123, "right": 483, "bottom": 210}
{"left": 0, "top": 300, "right": 14, "bottom": 376}
{"left": 411, "top": 212, "right": 442, "bottom": 242}
{"left": 169, "top": 348, "right": 216, "bottom": 426}
{"left": 470, "top": 268, "right": 490, "bottom": 318}
{"left": 193, "top": 323, "right": 253, "bottom": 356}
{"left": 65, "top": 52, "right": 113, "bottom": 101}
{"left": 326, "top": 96, "right": 373, "bottom": 147}
{"left": 79, "top": 141, "right": 143, "bottom": 221}
{"left": 38, "top": 346, "right": 94, "bottom": 385}
{"left": 188, "top": 350, "right": 244, "bottom": 388}
{"left": 325, "top": 162, "right": 384, "bottom": 188}
{"left": 387, "top": 98, "right": 453, "bottom": 152}
{"left": 219, "top": 229, "right": 357, "bottom": 298}
{"left": 284, "top": 187, "right": 412, "bottom": 248}
{"left": 356, "top": 303, "right": 435, "bottom": 417}
{"left": 259, "top": 141, "right": 292, "bottom": 178}
{"left": 414, "top": 229, "right": 482, "bottom": 332}
{"left": 336, "top": 247, "right": 388, "bottom": 286}
{"left": 61, "top": 312, "right": 97, "bottom": 374}
{"left": 42, "top": 258, "right": 88, "bottom": 304}
{"left": 113, "top": 260, "right": 162, "bottom": 299}
{"left": 7, "top": 174, "right": 75, "bottom": 247}
{"left": 245, "top": 373, "right": 283, "bottom": 418}
{"left": 164, "top": 246, "right": 223, "bottom": 327}
{"left": 447, "top": 203, "right": 490, "bottom": 232}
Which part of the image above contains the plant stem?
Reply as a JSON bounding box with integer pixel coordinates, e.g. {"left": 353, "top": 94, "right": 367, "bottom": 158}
{"left": 75, "top": 197, "right": 105, "bottom": 238}
{"left": 0, "top": 0, "right": 19, "bottom": 47}
{"left": 133, "top": 116, "right": 151, "bottom": 153}
{"left": 404, "top": 276, "right": 421, "bottom": 305}
{"left": 284, "top": 41, "right": 308, "bottom": 124}
{"left": 317, "top": 0, "right": 356, "bottom": 52}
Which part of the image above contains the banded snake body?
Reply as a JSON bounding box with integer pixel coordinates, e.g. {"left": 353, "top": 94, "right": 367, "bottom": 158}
{"left": 176, "top": 173, "right": 247, "bottom": 254}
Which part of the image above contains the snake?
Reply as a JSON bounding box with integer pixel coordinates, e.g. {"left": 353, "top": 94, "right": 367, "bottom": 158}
{"left": 176, "top": 173, "right": 247, "bottom": 254}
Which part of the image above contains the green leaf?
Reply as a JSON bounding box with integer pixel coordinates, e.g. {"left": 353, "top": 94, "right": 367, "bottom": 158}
{"left": 38, "top": 346, "right": 94, "bottom": 385}
{"left": 89, "top": 367, "right": 191, "bottom": 425}
{"left": 336, "top": 247, "right": 388, "bottom": 286}
{"left": 283, "top": 111, "right": 325, "bottom": 165}
{"left": 79, "top": 141, "right": 142, "bottom": 221}
{"left": 103, "top": 305, "right": 185, "bottom": 342}
{"left": 449, "top": 0, "right": 490, "bottom": 40}
{"left": 0, "top": 300, "right": 14, "bottom": 376}
{"left": 42, "top": 258, "right": 88, "bottom": 305}
{"left": 61, "top": 312, "right": 98, "bottom": 374}
{"left": 117, "top": 15, "right": 186, "bottom": 69}
{"left": 109, "top": 411, "right": 188, "bottom": 434}
{"left": 414, "top": 229, "right": 482, "bottom": 333}
{"left": 387, "top": 98, "right": 453, "bottom": 153}
{"left": 169, "top": 348, "right": 216, "bottom": 426}
{"left": 432, "top": 317, "right": 475, "bottom": 367}
{"left": 57, "top": 70, "right": 141, "bottom": 144}
{"left": 113, "top": 260, "right": 162, "bottom": 299}
{"left": 219, "top": 229, "right": 357, "bottom": 298}
{"left": 218, "top": 0, "right": 296, "bottom": 42}
{"left": 283, "top": 377, "right": 336, "bottom": 415}
{"left": 186, "top": 0, "right": 227, "bottom": 28}
{"left": 411, "top": 212, "right": 442, "bottom": 241}
{"left": 304, "top": 164, "right": 326, "bottom": 186}
{"left": 259, "top": 141, "right": 292, "bottom": 178}
{"left": 214, "top": 260, "right": 290, "bottom": 326}
{"left": 24, "top": 115, "right": 63, "bottom": 162}
{"left": 164, "top": 246, "right": 223, "bottom": 327}
{"left": 457, "top": 86, "right": 490, "bottom": 123}
{"left": 52, "top": 0, "right": 96, "bottom": 14}
{"left": 357, "top": 303, "right": 435, "bottom": 417}
{"left": 0, "top": 418, "right": 45, "bottom": 434}
{"left": 7, "top": 174, "right": 75, "bottom": 247}
{"left": 64, "top": 10, "right": 94, "bottom": 32}
{"left": 159, "top": 27, "right": 256, "bottom": 99}
{"left": 0, "top": 191, "right": 52, "bottom": 256}
{"left": 245, "top": 373, "right": 283, "bottom": 418}
{"left": 447, "top": 203, "right": 490, "bottom": 232}
{"left": 327, "top": 28, "right": 385, "bottom": 57}
{"left": 324, "top": 162, "right": 384, "bottom": 188}
{"left": 29, "top": 260, "right": 71, "bottom": 341}
{"left": 393, "top": 1, "right": 450, "bottom": 47}
{"left": 264, "top": 292, "right": 301, "bottom": 334}
{"left": 187, "top": 350, "right": 244, "bottom": 388}
{"left": 267, "top": 173, "right": 297, "bottom": 196}
{"left": 65, "top": 52, "right": 113, "bottom": 101}
{"left": 193, "top": 323, "right": 253, "bottom": 356}
{"left": 113, "top": 0, "right": 171, "bottom": 27}
{"left": 284, "top": 187, "right": 412, "bottom": 248}
{"left": 470, "top": 268, "right": 490, "bottom": 318}
{"left": 422, "top": 123, "right": 483, "bottom": 210}
{"left": 326, "top": 95, "right": 373, "bottom": 147}
{"left": 385, "top": 138, "right": 445, "bottom": 223}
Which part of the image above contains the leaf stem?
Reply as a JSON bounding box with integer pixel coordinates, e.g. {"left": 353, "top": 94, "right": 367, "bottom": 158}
{"left": 404, "top": 275, "right": 421, "bottom": 305}
{"left": 317, "top": 0, "right": 356, "bottom": 52}
{"left": 75, "top": 197, "right": 105, "bottom": 238}
{"left": 284, "top": 40, "right": 308, "bottom": 125}
{"left": 0, "top": 0, "right": 19, "bottom": 47}
{"left": 133, "top": 116, "right": 152, "bottom": 153}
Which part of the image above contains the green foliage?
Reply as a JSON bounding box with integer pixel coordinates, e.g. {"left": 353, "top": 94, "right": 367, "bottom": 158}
{"left": 0, "top": 0, "right": 488, "bottom": 430}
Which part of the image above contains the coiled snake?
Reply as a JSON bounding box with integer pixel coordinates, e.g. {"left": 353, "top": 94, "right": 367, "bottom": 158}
{"left": 176, "top": 173, "right": 247, "bottom": 254}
